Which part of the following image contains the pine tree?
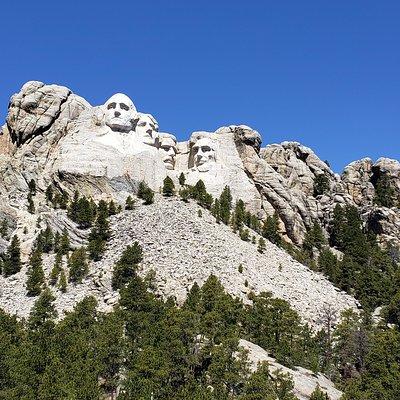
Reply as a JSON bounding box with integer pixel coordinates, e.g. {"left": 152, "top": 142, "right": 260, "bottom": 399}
{"left": 313, "top": 174, "right": 330, "bottom": 197}
{"left": 0, "top": 219, "right": 8, "bottom": 238}
{"left": 28, "top": 179, "right": 36, "bottom": 195}
{"left": 88, "top": 200, "right": 111, "bottom": 260}
{"left": 68, "top": 247, "right": 88, "bottom": 283}
{"left": 49, "top": 252, "right": 63, "bottom": 286}
{"left": 108, "top": 200, "right": 117, "bottom": 216}
{"left": 59, "top": 269, "right": 67, "bottom": 293}
{"left": 178, "top": 172, "right": 186, "bottom": 186}
{"left": 28, "top": 287, "right": 57, "bottom": 332}
{"left": 239, "top": 228, "right": 250, "bottom": 241}
{"left": 59, "top": 190, "right": 69, "bottom": 209}
{"left": 112, "top": 242, "right": 143, "bottom": 289}
{"left": 162, "top": 176, "right": 175, "bottom": 196}
{"left": 258, "top": 237, "right": 266, "bottom": 253}
{"left": 26, "top": 249, "right": 45, "bottom": 296}
{"left": 232, "top": 199, "right": 246, "bottom": 232}
{"left": 3, "top": 235, "right": 21, "bottom": 277}
{"left": 45, "top": 185, "right": 53, "bottom": 203}
{"left": 179, "top": 187, "right": 190, "bottom": 202}
{"left": 40, "top": 225, "right": 54, "bottom": 253}
{"left": 211, "top": 198, "right": 221, "bottom": 223}
{"left": 374, "top": 174, "right": 395, "bottom": 208}
{"left": 219, "top": 186, "right": 232, "bottom": 225}
{"left": 125, "top": 195, "right": 135, "bottom": 210}
{"left": 138, "top": 181, "right": 154, "bottom": 205}
{"left": 262, "top": 212, "right": 282, "bottom": 246}
{"left": 59, "top": 228, "right": 70, "bottom": 255}
{"left": 27, "top": 192, "right": 35, "bottom": 214}
{"left": 310, "top": 386, "right": 330, "bottom": 399}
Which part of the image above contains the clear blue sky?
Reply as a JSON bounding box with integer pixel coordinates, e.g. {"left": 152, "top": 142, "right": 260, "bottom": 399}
{"left": 1, "top": 1, "right": 399, "bottom": 171}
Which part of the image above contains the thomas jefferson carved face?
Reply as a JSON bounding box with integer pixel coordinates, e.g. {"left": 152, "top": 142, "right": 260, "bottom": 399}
{"left": 192, "top": 137, "right": 216, "bottom": 172}
{"left": 104, "top": 93, "right": 137, "bottom": 133}
{"left": 135, "top": 113, "right": 159, "bottom": 146}
{"left": 159, "top": 133, "right": 177, "bottom": 170}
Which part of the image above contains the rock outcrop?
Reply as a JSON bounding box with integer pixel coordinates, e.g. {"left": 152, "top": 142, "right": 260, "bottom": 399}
{"left": 240, "top": 339, "right": 343, "bottom": 400}
{"left": 0, "top": 80, "right": 398, "bottom": 326}
{"left": 0, "top": 196, "right": 358, "bottom": 328}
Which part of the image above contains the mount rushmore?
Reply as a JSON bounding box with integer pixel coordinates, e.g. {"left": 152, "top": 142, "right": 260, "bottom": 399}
{"left": 1, "top": 80, "right": 399, "bottom": 250}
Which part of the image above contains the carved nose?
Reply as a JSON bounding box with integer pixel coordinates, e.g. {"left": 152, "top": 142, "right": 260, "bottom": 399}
{"left": 114, "top": 111, "right": 121, "bottom": 117}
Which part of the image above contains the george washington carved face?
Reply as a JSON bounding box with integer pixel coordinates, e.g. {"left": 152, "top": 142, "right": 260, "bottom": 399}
{"left": 104, "top": 93, "right": 137, "bottom": 133}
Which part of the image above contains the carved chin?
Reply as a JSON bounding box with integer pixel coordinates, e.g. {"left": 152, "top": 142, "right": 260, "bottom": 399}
{"left": 163, "top": 159, "right": 174, "bottom": 170}
{"left": 106, "top": 120, "right": 132, "bottom": 133}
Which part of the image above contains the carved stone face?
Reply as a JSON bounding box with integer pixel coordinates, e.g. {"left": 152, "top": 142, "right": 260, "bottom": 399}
{"left": 135, "top": 113, "right": 159, "bottom": 146}
{"left": 159, "top": 134, "right": 177, "bottom": 170}
{"left": 192, "top": 137, "right": 216, "bottom": 172}
{"left": 104, "top": 93, "right": 137, "bottom": 133}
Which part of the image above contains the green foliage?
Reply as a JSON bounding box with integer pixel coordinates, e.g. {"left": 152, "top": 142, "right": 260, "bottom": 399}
{"left": 178, "top": 172, "right": 186, "bottom": 186}
{"left": 232, "top": 200, "right": 246, "bottom": 232}
{"left": 2, "top": 235, "right": 21, "bottom": 277}
{"left": 309, "top": 385, "right": 330, "bottom": 399}
{"left": 59, "top": 269, "right": 67, "bottom": 293}
{"left": 162, "top": 176, "right": 175, "bottom": 196}
{"left": 49, "top": 252, "right": 63, "bottom": 286}
{"left": 88, "top": 200, "right": 111, "bottom": 261}
{"left": 262, "top": 212, "right": 282, "bottom": 246}
{"left": 68, "top": 191, "right": 96, "bottom": 229}
{"left": 45, "top": 184, "right": 53, "bottom": 203}
{"left": 26, "top": 249, "right": 45, "bottom": 296}
{"left": 303, "top": 222, "right": 326, "bottom": 254}
{"left": 179, "top": 187, "right": 190, "bottom": 202}
{"left": 374, "top": 174, "right": 395, "bottom": 208}
{"left": 27, "top": 192, "right": 35, "bottom": 213}
{"left": 239, "top": 228, "right": 250, "bottom": 241}
{"left": 112, "top": 243, "right": 143, "bottom": 290}
{"left": 68, "top": 247, "right": 88, "bottom": 283}
{"left": 0, "top": 219, "right": 8, "bottom": 238}
{"left": 138, "top": 181, "right": 155, "bottom": 204}
{"left": 108, "top": 200, "right": 117, "bottom": 216}
{"left": 219, "top": 186, "right": 233, "bottom": 225}
{"left": 258, "top": 237, "right": 266, "bottom": 253}
{"left": 326, "top": 204, "right": 399, "bottom": 310}
{"left": 28, "top": 179, "right": 36, "bottom": 195}
{"left": 125, "top": 195, "right": 135, "bottom": 210}
{"left": 59, "top": 228, "right": 70, "bottom": 255}
{"left": 313, "top": 174, "right": 330, "bottom": 197}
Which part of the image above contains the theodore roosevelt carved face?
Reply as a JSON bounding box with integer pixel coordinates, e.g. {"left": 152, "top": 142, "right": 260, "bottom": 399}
{"left": 159, "top": 133, "right": 177, "bottom": 170}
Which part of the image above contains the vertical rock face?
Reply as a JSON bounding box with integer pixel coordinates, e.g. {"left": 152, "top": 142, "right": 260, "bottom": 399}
{"left": 0, "top": 80, "right": 399, "bottom": 250}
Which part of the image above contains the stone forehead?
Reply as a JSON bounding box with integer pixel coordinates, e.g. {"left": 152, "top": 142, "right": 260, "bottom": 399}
{"left": 159, "top": 133, "right": 177, "bottom": 143}
{"left": 138, "top": 113, "right": 158, "bottom": 125}
{"left": 193, "top": 137, "right": 215, "bottom": 148}
{"left": 104, "top": 93, "right": 136, "bottom": 111}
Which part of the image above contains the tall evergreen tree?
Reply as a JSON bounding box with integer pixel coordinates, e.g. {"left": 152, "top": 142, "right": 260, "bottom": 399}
{"left": 162, "top": 176, "right": 175, "bottom": 196}
{"left": 125, "top": 195, "right": 135, "bottom": 210}
{"left": 262, "top": 213, "right": 282, "bottom": 246}
{"left": 3, "top": 235, "right": 21, "bottom": 277}
{"left": 68, "top": 247, "right": 88, "bottom": 283}
{"left": 26, "top": 249, "right": 45, "bottom": 296}
{"left": 112, "top": 242, "right": 143, "bottom": 289}
{"left": 178, "top": 172, "right": 186, "bottom": 186}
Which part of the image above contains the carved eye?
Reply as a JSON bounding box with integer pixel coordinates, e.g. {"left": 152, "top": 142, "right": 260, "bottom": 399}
{"left": 120, "top": 103, "right": 129, "bottom": 111}
{"left": 149, "top": 123, "right": 156, "bottom": 130}
{"left": 202, "top": 146, "right": 211, "bottom": 152}
{"left": 107, "top": 102, "right": 116, "bottom": 110}
{"left": 139, "top": 122, "right": 147, "bottom": 127}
